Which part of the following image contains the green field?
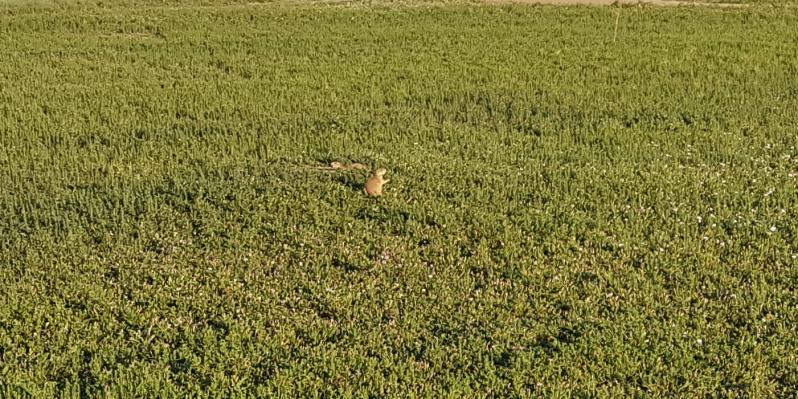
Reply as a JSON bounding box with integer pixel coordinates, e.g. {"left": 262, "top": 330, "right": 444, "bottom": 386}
{"left": 1, "top": 1, "right": 797, "bottom": 397}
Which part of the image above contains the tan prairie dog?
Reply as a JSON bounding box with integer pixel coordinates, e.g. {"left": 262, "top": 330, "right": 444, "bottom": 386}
{"left": 347, "top": 162, "right": 368, "bottom": 170}
{"left": 364, "top": 168, "right": 389, "bottom": 197}
{"left": 318, "top": 161, "right": 368, "bottom": 171}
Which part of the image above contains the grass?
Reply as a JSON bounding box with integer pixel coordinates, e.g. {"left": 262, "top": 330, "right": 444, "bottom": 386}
{"left": 1, "top": 0, "right": 797, "bottom": 397}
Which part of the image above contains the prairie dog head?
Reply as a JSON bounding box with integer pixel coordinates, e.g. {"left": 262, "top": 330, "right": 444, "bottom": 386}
{"left": 374, "top": 168, "right": 388, "bottom": 178}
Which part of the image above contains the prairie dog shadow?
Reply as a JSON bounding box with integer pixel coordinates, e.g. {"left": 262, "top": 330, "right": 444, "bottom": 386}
{"left": 334, "top": 174, "right": 366, "bottom": 192}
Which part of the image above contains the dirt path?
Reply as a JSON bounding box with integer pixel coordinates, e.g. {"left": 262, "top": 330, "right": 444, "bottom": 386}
{"left": 239, "top": 0, "right": 751, "bottom": 9}
{"left": 480, "top": 0, "right": 747, "bottom": 7}
{"left": 239, "top": 0, "right": 749, "bottom": 8}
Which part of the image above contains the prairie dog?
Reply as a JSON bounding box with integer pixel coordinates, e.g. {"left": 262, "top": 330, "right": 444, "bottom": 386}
{"left": 364, "top": 168, "right": 389, "bottom": 197}
{"left": 317, "top": 161, "right": 368, "bottom": 171}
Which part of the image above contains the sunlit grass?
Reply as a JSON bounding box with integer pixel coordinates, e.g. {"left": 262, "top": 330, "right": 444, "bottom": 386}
{"left": 1, "top": 1, "right": 797, "bottom": 397}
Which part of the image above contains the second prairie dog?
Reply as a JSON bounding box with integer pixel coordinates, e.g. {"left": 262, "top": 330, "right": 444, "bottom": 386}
{"left": 364, "top": 168, "right": 389, "bottom": 197}
{"left": 319, "top": 161, "right": 368, "bottom": 171}
{"left": 343, "top": 162, "right": 367, "bottom": 170}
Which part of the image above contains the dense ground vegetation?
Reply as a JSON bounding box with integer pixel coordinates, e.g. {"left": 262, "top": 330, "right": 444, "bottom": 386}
{"left": 1, "top": 0, "right": 797, "bottom": 397}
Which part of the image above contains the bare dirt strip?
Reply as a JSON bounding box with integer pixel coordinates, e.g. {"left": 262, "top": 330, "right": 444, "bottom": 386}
{"left": 480, "top": 0, "right": 747, "bottom": 7}
{"left": 254, "top": 0, "right": 750, "bottom": 8}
